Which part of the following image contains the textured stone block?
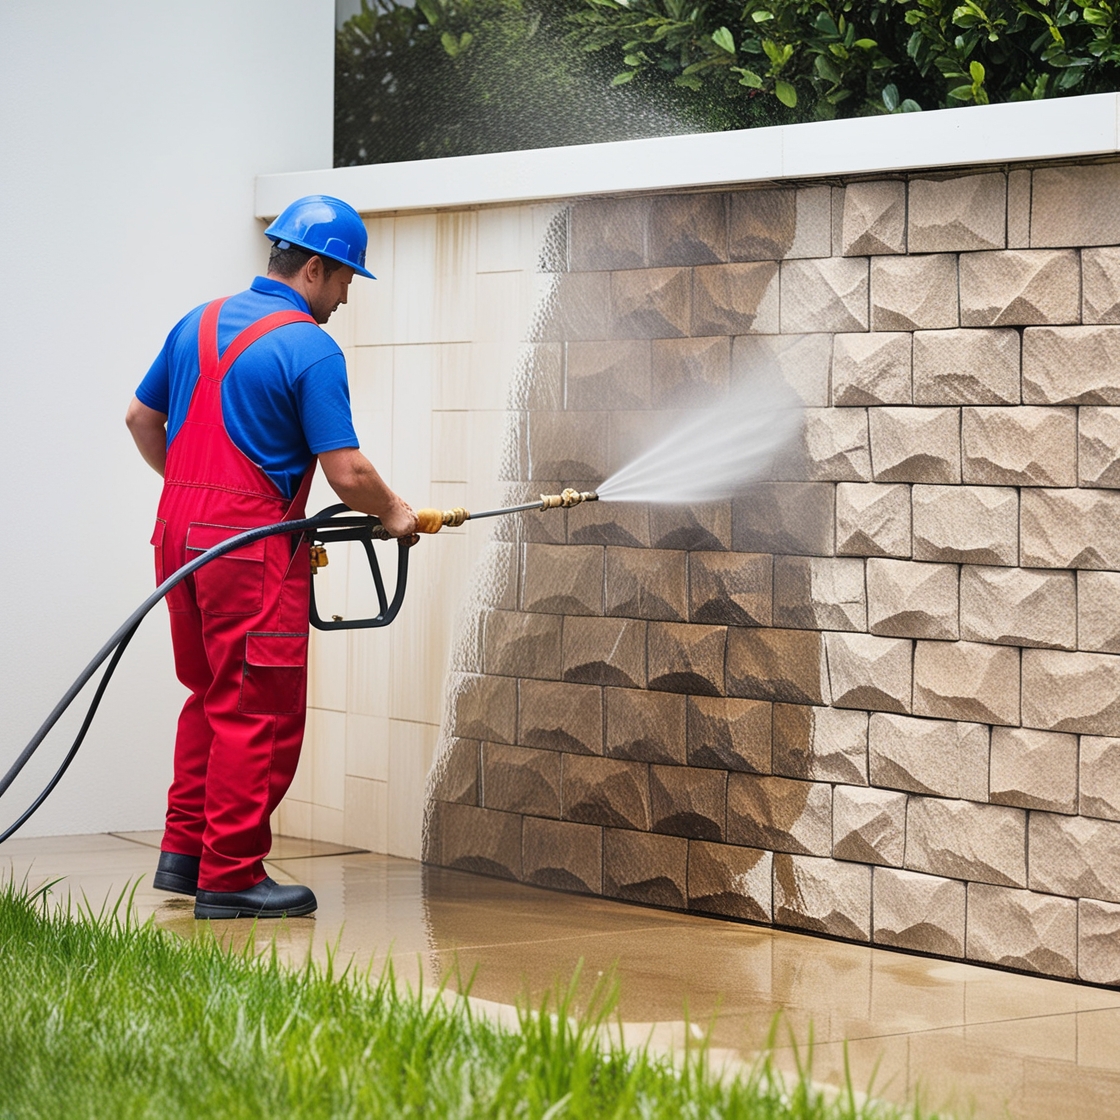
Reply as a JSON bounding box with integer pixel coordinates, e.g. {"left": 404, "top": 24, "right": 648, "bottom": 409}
{"left": 518, "top": 679, "right": 603, "bottom": 755}
{"left": 605, "top": 686, "right": 686, "bottom": 764}
{"left": 726, "top": 627, "right": 826, "bottom": 705}
{"left": 870, "top": 255, "right": 959, "bottom": 331}
{"left": 966, "top": 884, "right": 1077, "bottom": 978}
{"left": 1021, "top": 487, "right": 1120, "bottom": 570}
{"left": 1007, "top": 168, "right": 1031, "bottom": 249}
{"left": 869, "top": 406, "right": 960, "bottom": 484}
{"left": 867, "top": 558, "right": 958, "bottom": 641}
{"left": 562, "top": 754, "right": 650, "bottom": 830}
{"left": 650, "top": 502, "right": 732, "bottom": 551}
{"left": 438, "top": 802, "right": 522, "bottom": 879}
{"left": 522, "top": 817, "right": 602, "bottom": 893}
{"left": 533, "top": 270, "right": 611, "bottom": 341}
{"left": 873, "top": 868, "right": 966, "bottom": 956}
{"left": 990, "top": 726, "right": 1077, "bottom": 813}
{"left": 959, "top": 249, "right": 1080, "bottom": 327}
{"left": 1082, "top": 246, "right": 1120, "bottom": 323}
{"left": 1030, "top": 162, "right": 1120, "bottom": 248}
{"left": 832, "top": 332, "right": 912, "bottom": 406}
{"left": 1082, "top": 736, "right": 1120, "bottom": 821}
{"left": 688, "top": 551, "right": 772, "bottom": 626}
{"left": 651, "top": 335, "right": 729, "bottom": 408}
{"left": 520, "top": 544, "right": 603, "bottom": 616}
{"left": 1022, "top": 325, "right": 1120, "bottom": 404}
{"left": 1029, "top": 812, "right": 1120, "bottom": 902}
{"left": 1080, "top": 571, "right": 1120, "bottom": 654}
{"left": 732, "top": 482, "right": 835, "bottom": 556}
{"left": 570, "top": 197, "right": 647, "bottom": 271}
{"left": 913, "top": 639, "right": 1020, "bottom": 725}
{"left": 687, "top": 841, "right": 772, "bottom": 921}
{"left": 773, "top": 555, "right": 866, "bottom": 632}
{"left": 959, "top": 565, "right": 1075, "bottom": 650}
{"left": 772, "top": 704, "right": 868, "bottom": 785}
{"left": 773, "top": 854, "right": 871, "bottom": 940}
{"left": 775, "top": 406, "right": 871, "bottom": 482}
{"left": 692, "top": 261, "right": 779, "bottom": 335}
{"left": 727, "top": 773, "right": 831, "bottom": 855}
{"left": 650, "top": 764, "right": 726, "bottom": 841}
{"left": 780, "top": 257, "right": 869, "bottom": 333}
{"left": 730, "top": 186, "right": 831, "bottom": 260}
{"left": 911, "top": 327, "right": 1020, "bottom": 405}
{"left": 1078, "top": 407, "right": 1120, "bottom": 488}
{"left": 648, "top": 191, "right": 727, "bottom": 266}
{"left": 603, "top": 828, "right": 688, "bottom": 908}
{"left": 482, "top": 742, "right": 561, "bottom": 817}
{"left": 452, "top": 672, "right": 517, "bottom": 744}
{"left": 906, "top": 798, "right": 1027, "bottom": 887}
{"left": 733, "top": 332, "right": 833, "bottom": 407}
{"left": 1079, "top": 898, "right": 1120, "bottom": 985}
{"left": 840, "top": 180, "right": 906, "bottom": 255}
{"left": 912, "top": 484, "right": 1018, "bottom": 566}
{"left": 562, "top": 616, "right": 646, "bottom": 688}
{"left": 568, "top": 490, "right": 650, "bottom": 547}
{"left": 687, "top": 696, "right": 771, "bottom": 773}
{"left": 868, "top": 712, "right": 989, "bottom": 799}
{"left": 527, "top": 411, "right": 610, "bottom": 482}
{"left": 566, "top": 339, "right": 651, "bottom": 411}
{"left": 825, "top": 632, "right": 913, "bottom": 714}
{"left": 605, "top": 547, "right": 687, "bottom": 622}
{"left": 647, "top": 621, "right": 726, "bottom": 696}
{"left": 833, "top": 785, "right": 906, "bottom": 866}
{"left": 961, "top": 405, "right": 1076, "bottom": 487}
{"left": 836, "top": 482, "right": 911, "bottom": 558}
{"left": 908, "top": 173, "right": 1006, "bottom": 252}
{"left": 430, "top": 738, "right": 480, "bottom": 805}
{"left": 482, "top": 610, "right": 562, "bottom": 679}
{"left": 1021, "top": 648, "right": 1120, "bottom": 735}
{"left": 610, "top": 267, "right": 691, "bottom": 339}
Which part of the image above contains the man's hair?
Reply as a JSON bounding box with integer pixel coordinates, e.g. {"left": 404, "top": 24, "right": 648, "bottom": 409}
{"left": 267, "top": 242, "right": 346, "bottom": 278}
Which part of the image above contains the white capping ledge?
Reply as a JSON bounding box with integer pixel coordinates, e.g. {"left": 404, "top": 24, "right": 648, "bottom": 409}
{"left": 257, "top": 92, "right": 1120, "bottom": 219}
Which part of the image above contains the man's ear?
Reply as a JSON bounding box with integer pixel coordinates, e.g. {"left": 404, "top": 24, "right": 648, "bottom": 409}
{"left": 304, "top": 254, "right": 324, "bottom": 284}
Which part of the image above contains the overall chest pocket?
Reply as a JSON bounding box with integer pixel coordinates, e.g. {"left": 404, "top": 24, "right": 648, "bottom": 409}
{"left": 186, "top": 523, "right": 267, "bottom": 616}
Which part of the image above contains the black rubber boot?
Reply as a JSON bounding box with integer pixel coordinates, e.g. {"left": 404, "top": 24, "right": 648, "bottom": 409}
{"left": 194, "top": 876, "right": 317, "bottom": 920}
{"left": 153, "top": 851, "right": 200, "bottom": 897}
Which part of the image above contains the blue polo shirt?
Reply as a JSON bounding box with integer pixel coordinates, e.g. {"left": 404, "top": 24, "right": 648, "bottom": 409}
{"left": 136, "top": 277, "right": 358, "bottom": 499}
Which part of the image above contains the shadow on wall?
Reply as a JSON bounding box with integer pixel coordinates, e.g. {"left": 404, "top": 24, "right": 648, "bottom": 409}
{"left": 426, "top": 162, "right": 1120, "bottom": 988}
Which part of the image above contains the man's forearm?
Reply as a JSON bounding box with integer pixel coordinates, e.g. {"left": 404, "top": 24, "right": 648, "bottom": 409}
{"left": 125, "top": 397, "right": 168, "bottom": 476}
{"left": 318, "top": 447, "right": 417, "bottom": 537}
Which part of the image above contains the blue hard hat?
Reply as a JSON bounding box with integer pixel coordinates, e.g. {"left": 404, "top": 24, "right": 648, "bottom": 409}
{"left": 265, "top": 194, "right": 375, "bottom": 279}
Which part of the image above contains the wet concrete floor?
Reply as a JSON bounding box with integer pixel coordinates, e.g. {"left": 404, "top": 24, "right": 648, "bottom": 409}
{"left": 4, "top": 830, "right": 1120, "bottom": 1118}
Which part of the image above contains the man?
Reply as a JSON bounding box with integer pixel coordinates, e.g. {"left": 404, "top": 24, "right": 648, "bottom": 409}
{"left": 125, "top": 195, "right": 417, "bottom": 920}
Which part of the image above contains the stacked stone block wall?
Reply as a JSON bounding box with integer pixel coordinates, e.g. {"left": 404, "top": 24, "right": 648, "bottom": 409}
{"left": 426, "top": 159, "right": 1120, "bottom": 986}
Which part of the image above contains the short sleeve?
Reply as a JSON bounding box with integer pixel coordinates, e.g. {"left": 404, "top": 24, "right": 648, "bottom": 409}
{"left": 295, "top": 352, "right": 359, "bottom": 454}
{"left": 136, "top": 348, "right": 171, "bottom": 414}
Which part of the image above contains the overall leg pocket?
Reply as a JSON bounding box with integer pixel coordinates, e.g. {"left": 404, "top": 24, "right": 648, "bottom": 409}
{"left": 187, "top": 523, "right": 267, "bottom": 616}
{"left": 152, "top": 518, "right": 190, "bottom": 612}
{"left": 239, "top": 632, "right": 308, "bottom": 715}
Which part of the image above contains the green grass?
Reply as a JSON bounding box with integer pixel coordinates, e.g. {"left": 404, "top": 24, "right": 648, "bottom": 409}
{"left": 0, "top": 879, "right": 944, "bottom": 1119}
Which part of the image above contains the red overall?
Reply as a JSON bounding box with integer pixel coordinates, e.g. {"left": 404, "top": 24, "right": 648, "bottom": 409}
{"left": 152, "top": 299, "right": 318, "bottom": 892}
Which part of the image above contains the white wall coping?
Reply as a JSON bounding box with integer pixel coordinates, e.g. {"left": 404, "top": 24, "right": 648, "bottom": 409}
{"left": 257, "top": 92, "right": 1120, "bottom": 219}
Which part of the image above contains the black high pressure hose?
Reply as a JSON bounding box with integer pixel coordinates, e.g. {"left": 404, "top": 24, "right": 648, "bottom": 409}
{"left": 0, "top": 505, "right": 408, "bottom": 846}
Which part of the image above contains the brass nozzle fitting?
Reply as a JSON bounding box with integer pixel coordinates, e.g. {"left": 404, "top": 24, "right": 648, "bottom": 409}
{"left": 540, "top": 488, "right": 598, "bottom": 510}
{"left": 415, "top": 507, "right": 469, "bottom": 534}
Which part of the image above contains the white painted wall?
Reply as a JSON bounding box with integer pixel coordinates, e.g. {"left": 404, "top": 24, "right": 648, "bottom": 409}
{"left": 0, "top": 1, "right": 335, "bottom": 838}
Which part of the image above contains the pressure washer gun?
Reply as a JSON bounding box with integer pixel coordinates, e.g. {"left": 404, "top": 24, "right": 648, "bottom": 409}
{"left": 306, "top": 489, "right": 598, "bottom": 631}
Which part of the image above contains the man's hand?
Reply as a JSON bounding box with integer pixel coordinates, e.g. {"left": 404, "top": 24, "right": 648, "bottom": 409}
{"left": 126, "top": 397, "right": 168, "bottom": 476}
{"left": 319, "top": 447, "right": 420, "bottom": 541}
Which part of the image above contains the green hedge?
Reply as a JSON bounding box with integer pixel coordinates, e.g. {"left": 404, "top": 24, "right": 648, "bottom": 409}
{"left": 336, "top": 0, "right": 1120, "bottom": 165}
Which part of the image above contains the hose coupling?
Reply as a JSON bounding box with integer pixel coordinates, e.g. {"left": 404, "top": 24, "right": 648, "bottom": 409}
{"left": 415, "top": 506, "right": 470, "bottom": 534}
{"left": 540, "top": 488, "right": 599, "bottom": 510}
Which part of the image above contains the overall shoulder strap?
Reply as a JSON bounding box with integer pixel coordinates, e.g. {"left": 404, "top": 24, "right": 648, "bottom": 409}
{"left": 216, "top": 310, "right": 319, "bottom": 380}
{"left": 196, "top": 298, "right": 227, "bottom": 380}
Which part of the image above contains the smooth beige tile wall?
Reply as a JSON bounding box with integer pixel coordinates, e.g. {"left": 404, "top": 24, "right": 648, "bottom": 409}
{"left": 275, "top": 204, "right": 558, "bottom": 858}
